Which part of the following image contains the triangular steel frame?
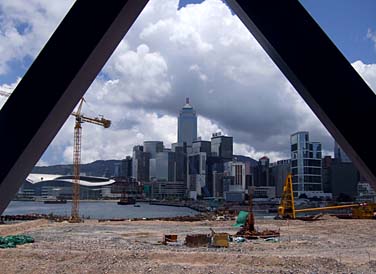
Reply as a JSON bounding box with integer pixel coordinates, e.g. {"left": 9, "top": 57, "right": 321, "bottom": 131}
{"left": 0, "top": 0, "right": 375, "bottom": 214}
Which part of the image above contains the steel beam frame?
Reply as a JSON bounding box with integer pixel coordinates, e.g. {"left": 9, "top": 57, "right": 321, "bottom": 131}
{"left": 1, "top": 0, "right": 375, "bottom": 214}
{"left": 0, "top": 0, "right": 149, "bottom": 214}
{"left": 227, "top": 0, "right": 376, "bottom": 189}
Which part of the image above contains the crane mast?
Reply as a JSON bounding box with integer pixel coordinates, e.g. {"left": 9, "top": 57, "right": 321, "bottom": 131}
{"left": 69, "top": 98, "right": 111, "bottom": 223}
{"left": 0, "top": 92, "right": 110, "bottom": 222}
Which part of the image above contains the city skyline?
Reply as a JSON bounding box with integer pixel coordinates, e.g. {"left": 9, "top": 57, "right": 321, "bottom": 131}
{"left": 0, "top": 0, "right": 375, "bottom": 166}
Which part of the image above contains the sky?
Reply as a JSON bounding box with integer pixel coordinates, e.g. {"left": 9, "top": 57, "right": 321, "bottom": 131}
{"left": 0, "top": 0, "right": 375, "bottom": 166}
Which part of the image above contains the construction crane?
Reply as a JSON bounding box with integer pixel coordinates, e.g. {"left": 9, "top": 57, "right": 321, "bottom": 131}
{"left": 277, "top": 174, "right": 376, "bottom": 219}
{"left": 70, "top": 98, "right": 111, "bottom": 222}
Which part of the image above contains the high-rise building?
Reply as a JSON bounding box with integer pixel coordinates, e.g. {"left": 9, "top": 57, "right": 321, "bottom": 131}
{"left": 331, "top": 161, "right": 358, "bottom": 199}
{"left": 192, "top": 140, "right": 211, "bottom": 154}
{"left": 334, "top": 141, "right": 352, "bottom": 163}
{"left": 172, "top": 142, "right": 186, "bottom": 154}
{"left": 290, "top": 131, "right": 324, "bottom": 198}
{"left": 270, "top": 159, "right": 291, "bottom": 197}
{"left": 187, "top": 152, "right": 207, "bottom": 199}
{"left": 206, "top": 156, "right": 225, "bottom": 197}
{"left": 212, "top": 171, "right": 224, "bottom": 198}
{"left": 152, "top": 151, "right": 175, "bottom": 182}
{"left": 211, "top": 133, "right": 233, "bottom": 160}
{"left": 233, "top": 155, "right": 258, "bottom": 190}
{"left": 321, "top": 156, "right": 333, "bottom": 194}
{"left": 114, "top": 162, "right": 121, "bottom": 177}
{"left": 357, "top": 181, "right": 376, "bottom": 202}
{"left": 177, "top": 97, "right": 197, "bottom": 146}
{"left": 132, "top": 145, "right": 150, "bottom": 182}
{"left": 144, "top": 141, "right": 164, "bottom": 159}
{"left": 171, "top": 142, "right": 187, "bottom": 182}
{"left": 253, "top": 156, "right": 270, "bottom": 187}
{"left": 121, "top": 156, "right": 132, "bottom": 178}
{"left": 224, "top": 161, "right": 246, "bottom": 192}
{"left": 223, "top": 161, "right": 246, "bottom": 201}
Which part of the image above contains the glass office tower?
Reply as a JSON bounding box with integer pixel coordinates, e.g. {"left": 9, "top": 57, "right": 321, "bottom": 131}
{"left": 291, "top": 131, "right": 322, "bottom": 198}
{"left": 177, "top": 98, "right": 197, "bottom": 146}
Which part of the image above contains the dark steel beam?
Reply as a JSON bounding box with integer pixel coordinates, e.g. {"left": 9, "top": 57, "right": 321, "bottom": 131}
{"left": 0, "top": 0, "right": 148, "bottom": 214}
{"left": 228, "top": 0, "right": 376, "bottom": 189}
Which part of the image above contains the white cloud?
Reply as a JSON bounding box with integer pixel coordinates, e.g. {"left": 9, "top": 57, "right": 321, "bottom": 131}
{"left": 197, "top": 115, "right": 224, "bottom": 140}
{"left": 352, "top": 60, "right": 376, "bottom": 93}
{"left": 367, "top": 28, "right": 376, "bottom": 49}
{"left": 0, "top": 0, "right": 75, "bottom": 75}
{"left": 233, "top": 143, "right": 285, "bottom": 162}
{"left": 103, "top": 42, "right": 171, "bottom": 104}
{"left": 0, "top": 78, "right": 21, "bottom": 106}
{"left": 189, "top": 64, "right": 208, "bottom": 81}
{"left": 57, "top": 107, "right": 178, "bottom": 164}
{"left": 2, "top": 0, "right": 376, "bottom": 166}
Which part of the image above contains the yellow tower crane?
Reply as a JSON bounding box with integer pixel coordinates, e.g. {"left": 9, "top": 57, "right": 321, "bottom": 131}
{"left": 69, "top": 98, "right": 111, "bottom": 223}
{"left": 277, "top": 174, "right": 376, "bottom": 219}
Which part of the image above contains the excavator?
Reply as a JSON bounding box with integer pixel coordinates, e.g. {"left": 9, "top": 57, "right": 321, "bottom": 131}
{"left": 277, "top": 174, "right": 376, "bottom": 219}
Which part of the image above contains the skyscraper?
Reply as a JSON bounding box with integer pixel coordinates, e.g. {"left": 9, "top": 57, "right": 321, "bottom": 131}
{"left": 290, "top": 131, "right": 323, "bottom": 198}
{"left": 177, "top": 98, "right": 197, "bottom": 146}
{"left": 132, "top": 145, "right": 150, "bottom": 182}
{"left": 143, "top": 141, "right": 164, "bottom": 159}
{"left": 334, "top": 141, "right": 352, "bottom": 163}
{"left": 211, "top": 133, "right": 233, "bottom": 160}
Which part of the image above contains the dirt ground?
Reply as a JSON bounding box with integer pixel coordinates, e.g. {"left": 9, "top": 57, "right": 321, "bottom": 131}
{"left": 0, "top": 217, "right": 375, "bottom": 274}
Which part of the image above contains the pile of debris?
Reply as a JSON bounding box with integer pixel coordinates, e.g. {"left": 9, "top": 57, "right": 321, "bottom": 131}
{"left": 234, "top": 210, "right": 280, "bottom": 239}
{"left": 235, "top": 188, "right": 280, "bottom": 239}
{"left": 162, "top": 234, "right": 178, "bottom": 245}
{"left": 1, "top": 214, "right": 45, "bottom": 222}
{"left": 162, "top": 228, "right": 230, "bottom": 248}
{"left": 0, "top": 213, "right": 70, "bottom": 223}
{"left": 184, "top": 229, "right": 230, "bottom": 248}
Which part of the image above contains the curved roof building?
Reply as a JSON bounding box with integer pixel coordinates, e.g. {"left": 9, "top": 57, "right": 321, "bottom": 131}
{"left": 26, "top": 173, "right": 115, "bottom": 186}
{"left": 20, "top": 174, "right": 117, "bottom": 200}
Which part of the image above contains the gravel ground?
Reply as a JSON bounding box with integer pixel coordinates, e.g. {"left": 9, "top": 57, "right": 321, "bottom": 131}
{"left": 0, "top": 216, "right": 375, "bottom": 274}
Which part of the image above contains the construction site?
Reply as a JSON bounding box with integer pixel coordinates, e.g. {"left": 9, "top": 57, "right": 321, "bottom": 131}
{"left": 1, "top": 176, "right": 375, "bottom": 273}
{"left": 1, "top": 0, "right": 376, "bottom": 273}
{"left": 0, "top": 215, "right": 375, "bottom": 273}
{"left": 1, "top": 86, "right": 375, "bottom": 272}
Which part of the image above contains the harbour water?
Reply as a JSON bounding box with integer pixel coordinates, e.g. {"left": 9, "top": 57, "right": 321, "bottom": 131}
{"left": 3, "top": 201, "right": 198, "bottom": 219}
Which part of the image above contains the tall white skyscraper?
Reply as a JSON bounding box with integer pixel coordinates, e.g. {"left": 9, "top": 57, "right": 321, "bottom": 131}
{"left": 177, "top": 98, "right": 197, "bottom": 146}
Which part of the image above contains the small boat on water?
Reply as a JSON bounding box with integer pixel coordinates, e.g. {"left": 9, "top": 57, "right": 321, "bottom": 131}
{"left": 117, "top": 197, "right": 136, "bottom": 205}
{"left": 44, "top": 199, "right": 67, "bottom": 204}
{"left": 133, "top": 204, "right": 140, "bottom": 207}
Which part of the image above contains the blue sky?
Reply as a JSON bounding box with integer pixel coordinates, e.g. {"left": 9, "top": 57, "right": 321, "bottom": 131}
{"left": 2, "top": 0, "right": 375, "bottom": 85}
{"left": 179, "top": 0, "right": 376, "bottom": 63}
{"left": 300, "top": 0, "right": 376, "bottom": 64}
{"left": 0, "top": 0, "right": 375, "bottom": 165}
